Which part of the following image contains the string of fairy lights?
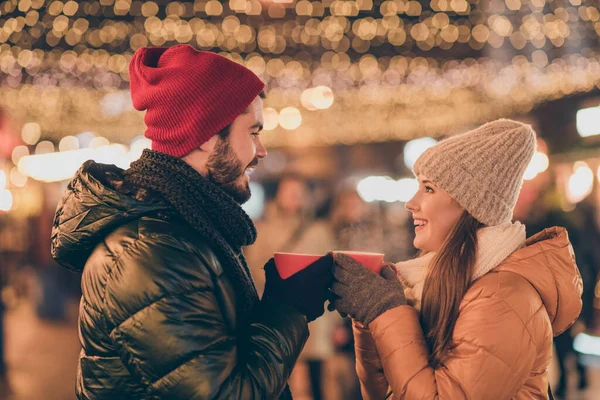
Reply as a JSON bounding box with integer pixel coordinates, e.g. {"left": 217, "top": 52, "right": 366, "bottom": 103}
{"left": 1, "top": 0, "right": 599, "bottom": 84}
{"left": 0, "top": 0, "right": 599, "bottom": 147}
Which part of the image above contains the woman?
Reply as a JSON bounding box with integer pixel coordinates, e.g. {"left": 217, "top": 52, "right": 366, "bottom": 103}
{"left": 330, "top": 119, "right": 583, "bottom": 399}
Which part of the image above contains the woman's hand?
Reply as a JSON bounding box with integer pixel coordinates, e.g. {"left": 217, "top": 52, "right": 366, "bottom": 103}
{"left": 329, "top": 253, "right": 406, "bottom": 326}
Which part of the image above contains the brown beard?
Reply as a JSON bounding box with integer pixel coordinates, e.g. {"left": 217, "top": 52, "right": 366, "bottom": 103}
{"left": 206, "top": 137, "right": 257, "bottom": 204}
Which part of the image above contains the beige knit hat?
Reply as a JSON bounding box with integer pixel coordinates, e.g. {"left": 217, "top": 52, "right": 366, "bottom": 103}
{"left": 413, "top": 118, "right": 536, "bottom": 226}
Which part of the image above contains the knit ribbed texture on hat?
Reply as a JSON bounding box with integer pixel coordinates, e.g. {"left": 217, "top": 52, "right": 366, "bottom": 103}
{"left": 413, "top": 119, "right": 536, "bottom": 226}
{"left": 129, "top": 45, "right": 265, "bottom": 157}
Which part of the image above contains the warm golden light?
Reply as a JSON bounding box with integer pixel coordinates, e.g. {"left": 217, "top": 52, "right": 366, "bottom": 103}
{"left": 0, "top": 0, "right": 597, "bottom": 149}
{"left": 566, "top": 162, "right": 594, "bottom": 204}
{"left": 0, "top": 189, "right": 13, "bottom": 212}
{"left": 278, "top": 107, "right": 302, "bottom": 130}
{"left": 263, "top": 107, "right": 279, "bottom": 130}
{"left": 21, "top": 122, "right": 41, "bottom": 145}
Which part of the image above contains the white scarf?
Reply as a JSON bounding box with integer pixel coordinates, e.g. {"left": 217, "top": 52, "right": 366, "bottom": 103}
{"left": 395, "top": 221, "right": 526, "bottom": 310}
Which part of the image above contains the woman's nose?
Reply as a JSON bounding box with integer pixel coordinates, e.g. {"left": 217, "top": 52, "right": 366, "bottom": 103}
{"left": 405, "top": 196, "right": 418, "bottom": 213}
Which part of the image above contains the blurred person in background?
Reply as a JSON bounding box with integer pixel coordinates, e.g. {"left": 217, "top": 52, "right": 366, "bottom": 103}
{"left": 329, "top": 317, "right": 362, "bottom": 400}
{"left": 245, "top": 177, "right": 337, "bottom": 400}
{"left": 329, "top": 119, "right": 583, "bottom": 399}
{"left": 245, "top": 173, "right": 312, "bottom": 297}
{"left": 50, "top": 45, "right": 333, "bottom": 400}
{"left": 35, "top": 259, "right": 81, "bottom": 321}
{"left": 247, "top": 183, "right": 384, "bottom": 399}
{"left": 290, "top": 185, "right": 384, "bottom": 400}
{"left": 525, "top": 187, "right": 599, "bottom": 398}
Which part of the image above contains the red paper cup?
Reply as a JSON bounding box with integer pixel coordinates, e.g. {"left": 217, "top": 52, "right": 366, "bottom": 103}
{"left": 274, "top": 252, "right": 323, "bottom": 279}
{"left": 335, "top": 251, "right": 385, "bottom": 274}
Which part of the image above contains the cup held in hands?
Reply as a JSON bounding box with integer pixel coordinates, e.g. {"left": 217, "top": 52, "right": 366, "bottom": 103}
{"left": 335, "top": 251, "right": 385, "bottom": 274}
{"left": 274, "top": 252, "right": 323, "bottom": 279}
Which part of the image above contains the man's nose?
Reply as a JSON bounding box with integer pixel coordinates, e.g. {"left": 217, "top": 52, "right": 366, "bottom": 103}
{"left": 256, "top": 139, "right": 267, "bottom": 159}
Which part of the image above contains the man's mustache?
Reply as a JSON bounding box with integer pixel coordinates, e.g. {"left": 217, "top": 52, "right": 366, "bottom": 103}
{"left": 246, "top": 159, "right": 259, "bottom": 169}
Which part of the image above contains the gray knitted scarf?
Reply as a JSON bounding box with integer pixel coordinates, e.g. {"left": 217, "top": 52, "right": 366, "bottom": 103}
{"left": 125, "top": 148, "right": 259, "bottom": 308}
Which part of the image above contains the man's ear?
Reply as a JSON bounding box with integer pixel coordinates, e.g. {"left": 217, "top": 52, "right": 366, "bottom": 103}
{"left": 199, "top": 135, "right": 219, "bottom": 153}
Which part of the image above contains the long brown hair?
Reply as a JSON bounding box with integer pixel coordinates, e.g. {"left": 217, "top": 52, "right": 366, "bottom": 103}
{"left": 420, "top": 211, "right": 483, "bottom": 368}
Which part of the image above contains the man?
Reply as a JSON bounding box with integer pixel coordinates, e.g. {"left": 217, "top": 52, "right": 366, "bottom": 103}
{"left": 51, "top": 45, "right": 332, "bottom": 399}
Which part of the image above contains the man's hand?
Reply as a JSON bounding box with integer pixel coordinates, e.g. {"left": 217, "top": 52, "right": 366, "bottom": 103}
{"left": 262, "top": 253, "right": 333, "bottom": 322}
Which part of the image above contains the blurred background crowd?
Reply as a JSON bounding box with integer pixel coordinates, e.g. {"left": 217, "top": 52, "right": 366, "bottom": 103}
{"left": 0, "top": 0, "right": 600, "bottom": 399}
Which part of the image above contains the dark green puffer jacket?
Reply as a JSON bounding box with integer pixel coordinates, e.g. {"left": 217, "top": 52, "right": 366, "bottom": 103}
{"left": 51, "top": 162, "right": 308, "bottom": 399}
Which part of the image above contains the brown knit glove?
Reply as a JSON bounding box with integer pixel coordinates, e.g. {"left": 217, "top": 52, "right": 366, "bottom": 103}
{"left": 329, "top": 253, "right": 405, "bottom": 326}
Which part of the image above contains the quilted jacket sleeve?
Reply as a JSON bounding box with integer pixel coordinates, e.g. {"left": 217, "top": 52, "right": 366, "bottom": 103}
{"left": 361, "top": 300, "right": 538, "bottom": 400}
{"left": 105, "top": 237, "right": 309, "bottom": 399}
{"left": 353, "top": 322, "right": 390, "bottom": 400}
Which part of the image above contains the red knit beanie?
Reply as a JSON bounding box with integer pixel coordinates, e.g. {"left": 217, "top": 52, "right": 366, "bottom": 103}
{"left": 129, "top": 45, "right": 265, "bottom": 157}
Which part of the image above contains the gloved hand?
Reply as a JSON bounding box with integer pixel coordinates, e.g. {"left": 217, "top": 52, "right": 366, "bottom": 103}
{"left": 330, "top": 253, "right": 405, "bottom": 326}
{"left": 262, "top": 253, "right": 333, "bottom": 322}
